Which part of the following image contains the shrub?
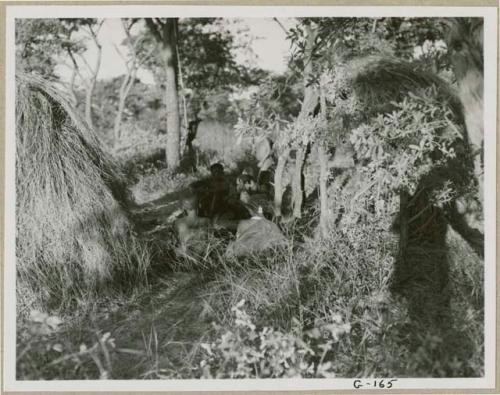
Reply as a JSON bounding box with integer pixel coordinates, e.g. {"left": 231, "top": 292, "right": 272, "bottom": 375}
{"left": 113, "top": 125, "right": 168, "bottom": 172}
{"left": 199, "top": 300, "right": 348, "bottom": 378}
{"left": 17, "top": 310, "right": 120, "bottom": 380}
{"left": 199, "top": 204, "right": 482, "bottom": 378}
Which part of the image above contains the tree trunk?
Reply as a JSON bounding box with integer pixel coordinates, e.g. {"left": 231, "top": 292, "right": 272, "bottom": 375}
{"left": 113, "top": 71, "right": 135, "bottom": 145}
{"left": 68, "top": 66, "right": 78, "bottom": 106}
{"left": 274, "top": 147, "right": 290, "bottom": 218}
{"left": 300, "top": 25, "right": 318, "bottom": 114}
{"left": 442, "top": 18, "right": 485, "bottom": 237}
{"left": 113, "top": 21, "right": 154, "bottom": 147}
{"left": 84, "top": 87, "right": 94, "bottom": 128}
{"left": 445, "top": 18, "right": 484, "bottom": 202}
{"left": 84, "top": 22, "right": 103, "bottom": 131}
{"left": 318, "top": 144, "right": 329, "bottom": 236}
{"left": 176, "top": 40, "right": 189, "bottom": 148}
{"left": 85, "top": 78, "right": 96, "bottom": 130}
{"left": 291, "top": 23, "right": 317, "bottom": 219}
{"left": 162, "top": 19, "right": 181, "bottom": 169}
{"left": 113, "top": 75, "right": 130, "bottom": 143}
{"left": 292, "top": 147, "right": 305, "bottom": 218}
{"left": 318, "top": 80, "right": 330, "bottom": 237}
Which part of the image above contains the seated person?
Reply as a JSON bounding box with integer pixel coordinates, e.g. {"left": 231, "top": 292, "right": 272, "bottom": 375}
{"left": 174, "top": 196, "right": 211, "bottom": 256}
{"left": 256, "top": 170, "right": 273, "bottom": 197}
{"left": 236, "top": 173, "right": 257, "bottom": 194}
{"left": 211, "top": 193, "right": 252, "bottom": 233}
{"left": 236, "top": 167, "right": 258, "bottom": 193}
{"left": 198, "top": 163, "right": 231, "bottom": 219}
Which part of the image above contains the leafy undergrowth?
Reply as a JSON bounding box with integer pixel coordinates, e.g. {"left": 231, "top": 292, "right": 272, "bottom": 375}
{"left": 17, "top": 168, "right": 484, "bottom": 380}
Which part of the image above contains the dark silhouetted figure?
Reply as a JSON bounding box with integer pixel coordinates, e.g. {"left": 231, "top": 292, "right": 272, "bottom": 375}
{"left": 197, "top": 163, "right": 230, "bottom": 219}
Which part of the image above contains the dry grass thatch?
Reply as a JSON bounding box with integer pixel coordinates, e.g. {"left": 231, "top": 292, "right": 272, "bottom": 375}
{"left": 16, "top": 73, "right": 150, "bottom": 311}
{"left": 348, "top": 56, "right": 464, "bottom": 124}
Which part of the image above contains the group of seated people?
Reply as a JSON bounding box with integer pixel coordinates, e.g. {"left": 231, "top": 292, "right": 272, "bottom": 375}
{"left": 174, "top": 163, "right": 285, "bottom": 258}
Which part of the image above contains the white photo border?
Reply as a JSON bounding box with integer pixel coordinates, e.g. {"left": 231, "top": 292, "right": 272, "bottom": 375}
{"left": 3, "top": 4, "right": 497, "bottom": 393}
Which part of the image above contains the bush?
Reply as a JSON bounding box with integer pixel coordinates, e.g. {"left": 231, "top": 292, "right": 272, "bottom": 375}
{"left": 199, "top": 300, "right": 348, "bottom": 378}
{"left": 17, "top": 310, "right": 121, "bottom": 380}
{"left": 197, "top": 203, "right": 482, "bottom": 378}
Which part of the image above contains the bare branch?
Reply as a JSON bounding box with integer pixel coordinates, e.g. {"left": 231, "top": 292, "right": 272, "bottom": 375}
{"left": 66, "top": 48, "right": 89, "bottom": 89}
{"left": 122, "top": 18, "right": 133, "bottom": 40}
{"left": 127, "top": 18, "right": 138, "bottom": 31}
{"left": 90, "top": 19, "right": 105, "bottom": 39}
{"left": 273, "top": 18, "right": 289, "bottom": 35}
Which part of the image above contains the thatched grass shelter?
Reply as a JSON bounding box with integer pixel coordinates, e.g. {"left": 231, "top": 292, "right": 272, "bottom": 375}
{"left": 335, "top": 56, "right": 483, "bottom": 325}
{"left": 348, "top": 56, "right": 465, "bottom": 121}
{"left": 16, "top": 74, "right": 150, "bottom": 311}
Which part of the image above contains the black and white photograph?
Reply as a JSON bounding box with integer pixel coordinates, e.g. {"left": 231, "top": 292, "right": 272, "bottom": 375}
{"left": 3, "top": 4, "right": 497, "bottom": 393}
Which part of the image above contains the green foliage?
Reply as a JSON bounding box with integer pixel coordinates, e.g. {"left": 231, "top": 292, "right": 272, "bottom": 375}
{"left": 351, "top": 87, "right": 464, "bottom": 197}
{"left": 283, "top": 115, "right": 322, "bottom": 150}
{"left": 17, "top": 310, "right": 68, "bottom": 379}
{"left": 15, "top": 17, "right": 484, "bottom": 382}
{"left": 240, "top": 72, "right": 303, "bottom": 123}
{"left": 16, "top": 163, "right": 483, "bottom": 379}
{"left": 17, "top": 310, "right": 123, "bottom": 380}
{"left": 92, "top": 77, "right": 165, "bottom": 142}
{"left": 15, "top": 18, "right": 99, "bottom": 79}
{"left": 16, "top": 19, "right": 82, "bottom": 78}
{"left": 178, "top": 18, "right": 264, "bottom": 92}
{"left": 199, "top": 300, "right": 348, "bottom": 378}
{"left": 233, "top": 72, "right": 320, "bottom": 157}
{"left": 233, "top": 72, "right": 304, "bottom": 156}
{"left": 381, "top": 18, "right": 448, "bottom": 62}
{"left": 289, "top": 18, "right": 448, "bottom": 68}
{"left": 143, "top": 18, "right": 266, "bottom": 122}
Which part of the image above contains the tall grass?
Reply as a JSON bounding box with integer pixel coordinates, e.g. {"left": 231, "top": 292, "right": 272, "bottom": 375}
{"left": 16, "top": 74, "right": 150, "bottom": 313}
{"left": 194, "top": 206, "right": 483, "bottom": 378}
{"left": 15, "top": 74, "right": 483, "bottom": 378}
{"left": 15, "top": 159, "right": 483, "bottom": 378}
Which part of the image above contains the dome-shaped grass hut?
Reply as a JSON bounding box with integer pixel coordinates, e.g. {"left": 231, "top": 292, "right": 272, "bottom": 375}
{"left": 16, "top": 74, "right": 150, "bottom": 311}
{"left": 325, "top": 56, "right": 483, "bottom": 326}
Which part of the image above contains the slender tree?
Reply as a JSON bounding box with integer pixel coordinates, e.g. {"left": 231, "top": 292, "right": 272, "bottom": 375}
{"left": 443, "top": 18, "right": 484, "bottom": 200}
{"left": 113, "top": 20, "right": 154, "bottom": 145}
{"left": 146, "top": 18, "right": 181, "bottom": 169}
{"left": 292, "top": 22, "right": 318, "bottom": 219}
{"left": 273, "top": 128, "right": 291, "bottom": 218}
{"left": 65, "top": 19, "right": 104, "bottom": 129}
{"left": 317, "top": 78, "right": 329, "bottom": 237}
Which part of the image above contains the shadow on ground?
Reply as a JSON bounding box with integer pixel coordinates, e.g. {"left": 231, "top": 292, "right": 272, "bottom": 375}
{"left": 99, "top": 272, "right": 215, "bottom": 379}
{"left": 391, "top": 184, "right": 483, "bottom": 377}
